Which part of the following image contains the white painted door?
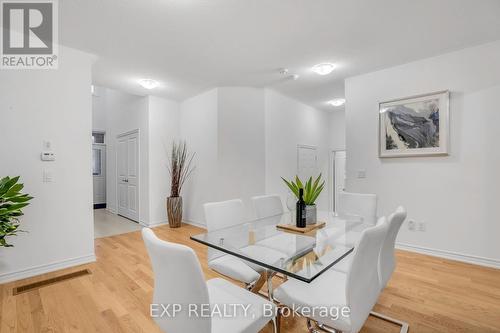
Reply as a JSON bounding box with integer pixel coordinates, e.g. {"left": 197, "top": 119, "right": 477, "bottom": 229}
{"left": 297, "top": 145, "right": 318, "bottom": 181}
{"left": 117, "top": 131, "right": 139, "bottom": 222}
{"left": 92, "top": 144, "right": 106, "bottom": 206}
{"left": 333, "top": 150, "right": 346, "bottom": 212}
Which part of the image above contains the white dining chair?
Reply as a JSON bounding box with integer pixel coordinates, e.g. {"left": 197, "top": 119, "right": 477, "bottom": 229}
{"left": 371, "top": 207, "right": 409, "bottom": 333}
{"left": 251, "top": 194, "right": 284, "bottom": 219}
{"left": 337, "top": 191, "right": 377, "bottom": 225}
{"left": 274, "top": 217, "right": 389, "bottom": 333}
{"left": 142, "top": 228, "right": 276, "bottom": 333}
{"left": 331, "top": 207, "right": 409, "bottom": 332}
{"left": 204, "top": 199, "right": 261, "bottom": 287}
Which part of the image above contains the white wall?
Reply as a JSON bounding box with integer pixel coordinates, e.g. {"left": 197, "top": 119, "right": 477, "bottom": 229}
{"left": 345, "top": 40, "right": 500, "bottom": 267}
{"left": 217, "top": 87, "right": 266, "bottom": 219}
{"left": 148, "top": 96, "right": 180, "bottom": 225}
{"left": 180, "top": 89, "right": 219, "bottom": 224}
{"left": 92, "top": 88, "right": 181, "bottom": 226}
{"left": 329, "top": 109, "right": 346, "bottom": 151}
{"left": 0, "top": 46, "right": 95, "bottom": 282}
{"left": 92, "top": 87, "right": 106, "bottom": 132}
{"left": 179, "top": 88, "right": 342, "bottom": 225}
{"left": 92, "top": 85, "right": 342, "bottom": 227}
{"left": 92, "top": 87, "right": 150, "bottom": 223}
{"left": 265, "top": 90, "right": 332, "bottom": 211}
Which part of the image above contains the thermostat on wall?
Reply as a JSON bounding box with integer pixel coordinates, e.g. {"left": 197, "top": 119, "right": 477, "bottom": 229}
{"left": 41, "top": 151, "right": 56, "bottom": 161}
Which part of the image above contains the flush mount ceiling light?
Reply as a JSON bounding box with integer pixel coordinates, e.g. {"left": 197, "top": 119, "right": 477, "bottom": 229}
{"left": 138, "top": 79, "right": 159, "bottom": 90}
{"left": 327, "top": 98, "right": 346, "bottom": 107}
{"left": 311, "top": 63, "right": 336, "bottom": 75}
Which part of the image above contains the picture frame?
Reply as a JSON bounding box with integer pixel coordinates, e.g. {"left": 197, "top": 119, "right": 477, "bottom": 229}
{"left": 379, "top": 90, "right": 449, "bottom": 158}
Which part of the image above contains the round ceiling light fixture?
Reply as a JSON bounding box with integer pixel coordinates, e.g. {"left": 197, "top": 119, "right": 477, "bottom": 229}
{"left": 138, "top": 79, "right": 159, "bottom": 90}
{"left": 311, "top": 63, "right": 336, "bottom": 75}
{"left": 327, "top": 98, "right": 346, "bottom": 107}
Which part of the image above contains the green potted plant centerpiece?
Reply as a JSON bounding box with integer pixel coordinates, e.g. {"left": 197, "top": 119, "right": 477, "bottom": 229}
{"left": 281, "top": 174, "right": 325, "bottom": 225}
{"left": 166, "top": 141, "right": 195, "bottom": 228}
{"left": 0, "top": 176, "right": 33, "bottom": 247}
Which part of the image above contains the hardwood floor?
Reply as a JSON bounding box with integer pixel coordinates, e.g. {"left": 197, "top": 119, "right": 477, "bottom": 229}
{"left": 1, "top": 223, "right": 500, "bottom": 333}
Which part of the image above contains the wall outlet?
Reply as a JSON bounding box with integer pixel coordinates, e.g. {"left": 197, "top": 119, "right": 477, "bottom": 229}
{"left": 417, "top": 221, "right": 426, "bottom": 232}
{"left": 408, "top": 219, "right": 416, "bottom": 231}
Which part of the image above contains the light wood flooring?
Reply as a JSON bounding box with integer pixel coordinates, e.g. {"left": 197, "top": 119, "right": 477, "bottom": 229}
{"left": 1, "top": 222, "right": 500, "bottom": 333}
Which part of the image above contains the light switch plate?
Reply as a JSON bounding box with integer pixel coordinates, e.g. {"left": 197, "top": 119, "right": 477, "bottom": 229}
{"left": 43, "top": 170, "right": 53, "bottom": 182}
{"left": 357, "top": 170, "right": 366, "bottom": 178}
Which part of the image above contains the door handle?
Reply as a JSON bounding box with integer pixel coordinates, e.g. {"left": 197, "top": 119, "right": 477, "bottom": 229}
{"left": 123, "top": 179, "right": 129, "bottom": 183}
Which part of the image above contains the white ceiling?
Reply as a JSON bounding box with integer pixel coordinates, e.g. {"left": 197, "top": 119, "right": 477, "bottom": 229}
{"left": 60, "top": 0, "right": 500, "bottom": 111}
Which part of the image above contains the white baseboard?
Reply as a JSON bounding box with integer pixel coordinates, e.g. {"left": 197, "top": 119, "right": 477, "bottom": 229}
{"left": 0, "top": 253, "right": 96, "bottom": 284}
{"left": 142, "top": 220, "right": 168, "bottom": 227}
{"left": 182, "top": 219, "right": 206, "bottom": 229}
{"left": 396, "top": 242, "right": 500, "bottom": 269}
{"left": 106, "top": 207, "right": 117, "bottom": 214}
{"left": 139, "top": 219, "right": 205, "bottom": 229}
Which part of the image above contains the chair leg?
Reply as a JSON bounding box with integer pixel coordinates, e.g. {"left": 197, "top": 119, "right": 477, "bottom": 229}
{"left": 275, "top": 306, "right": 283, "bottom": 333}
{"left": 306, "top": 318, "right": 341, "bottom": 333}
{"left": 370, "top": 311, "right": 409, "bottom": 333}
{"left": 265, "top": 271, "right": 281, "bottom": 333}
{"left": 306, "top": 318, "right": 320, "bottom": 333}
{"left": 251, "top": 271, "right": 267, "bottom": 293}
{"left": 271, "top": 316, "right": 279, "bottom": 333}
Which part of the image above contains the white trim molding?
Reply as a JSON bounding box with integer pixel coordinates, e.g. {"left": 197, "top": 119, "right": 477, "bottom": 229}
{"left": 396, "top": 242, "right": 500, "bottom": 269}
{"left": 182, "top": 219, "right": 206, "bottom": 229}
{"left": 106, "top": 206, "right": 117, "bottom": 214}
{"left": 141, "top": 219, "right": 168, "bottom": 227}
{"left": 0, "top": 254, "right": 96, "bottom": 284}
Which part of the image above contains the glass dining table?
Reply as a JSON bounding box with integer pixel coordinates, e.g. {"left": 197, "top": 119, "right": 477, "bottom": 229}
{"left": 190, "top": 210, "right": 372, "bottom": 301}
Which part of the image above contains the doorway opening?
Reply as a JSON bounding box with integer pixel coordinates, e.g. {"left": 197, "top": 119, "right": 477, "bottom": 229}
{"left": 329, "top": 150, "right": 346, "bottom": 212}
{"left": 92, "top": 131, "right": 106, "bottom": 209}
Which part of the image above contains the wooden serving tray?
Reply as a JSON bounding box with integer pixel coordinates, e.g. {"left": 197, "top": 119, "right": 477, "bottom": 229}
{"left": 276, "top": 221, "right": 326, "bottom": 234}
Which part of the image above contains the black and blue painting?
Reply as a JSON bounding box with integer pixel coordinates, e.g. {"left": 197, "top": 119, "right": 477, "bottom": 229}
{"left": 384, "top": 99, "right": 440, "bottom": 150}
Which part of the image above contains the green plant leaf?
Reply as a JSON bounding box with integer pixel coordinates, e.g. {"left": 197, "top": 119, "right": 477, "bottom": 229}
{"left": 311, "top": 173, "right": 321, "bottom": 193}
{"left": 8, "top": 195, "right": 33, "bottom": 203}
{"left": 310, "top": 182, "right": 325, "bottom": 204}
{"left": 295, "top": 175, "right": 304, "bottom": 190}
{"left": 283, "top": 174, "right": 324, "bottom": 205}
{"left": 0, "top": 176, "right": 32, "bottom": 247}
{"left": 0, "top": 177, "right": 10, "bottom": 191}
{"left": 2, "top": 176, "right": 19, "bottom": 192}
{"left": 281, "top": 177, "right": 299, "bottom": 198}
{"left": 304, "top": 176, "right": 312, "bottom": 203}
{"left": 4, "top": 203, "right": 29, "bottom": 211}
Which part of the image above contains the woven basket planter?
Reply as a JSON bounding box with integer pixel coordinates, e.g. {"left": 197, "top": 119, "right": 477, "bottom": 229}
{"left": 166, "top": 196, "right": 183, "bottom": 228}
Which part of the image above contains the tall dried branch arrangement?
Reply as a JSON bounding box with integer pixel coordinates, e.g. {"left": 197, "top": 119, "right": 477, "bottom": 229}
{"left": 168, "top": 141, "right": 195, "bottom": 197}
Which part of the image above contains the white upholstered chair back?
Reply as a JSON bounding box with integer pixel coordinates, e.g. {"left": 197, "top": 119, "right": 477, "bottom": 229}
{"left": 203, "top": 199, "right": 246, "bottom": 261}
{"left": 379, "top": 206, "right": 407, "bottom": 288}
{"left": 338, "top": 191, "right": 378, "bottom": 225}
{"left": 251, "top": 194, "right": 284, "bottom": 219}
{"left": 346, "top": 217, "right": 389, "bottom": 333}
{"left": 142, "top": 228, "right": 211, "bottom": 333}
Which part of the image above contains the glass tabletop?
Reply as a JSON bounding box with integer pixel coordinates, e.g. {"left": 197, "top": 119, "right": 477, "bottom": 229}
{"left": 190, "top": 211, "right": 372, "bottom": 283}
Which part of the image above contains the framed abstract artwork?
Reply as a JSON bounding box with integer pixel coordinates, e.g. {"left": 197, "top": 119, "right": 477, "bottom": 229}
{"left": 379, "top": 90, "right": 449, "bottom": 157}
